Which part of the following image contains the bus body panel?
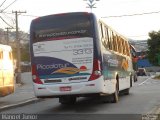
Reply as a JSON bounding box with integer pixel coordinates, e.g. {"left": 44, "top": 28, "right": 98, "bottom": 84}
{"left": 0, "top": 44, "right": 14, "bottom": 97}
{"left": 33, "top": 76, "right": 119, "bottom": 97}
{"left": 102, "top": 50, "right": 132, "bottom": 91}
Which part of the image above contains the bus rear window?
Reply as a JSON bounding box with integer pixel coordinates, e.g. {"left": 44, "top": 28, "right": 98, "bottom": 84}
{"left": 32, "top": 13, "right": 93, "bottom": 43}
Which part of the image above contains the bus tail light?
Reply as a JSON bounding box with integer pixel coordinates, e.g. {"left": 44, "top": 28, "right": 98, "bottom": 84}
{"left": 89, "top": 59, "right": 101, "bottom": 81}
{"left": 32, "top": 65, "right": 43, "bottom": 84}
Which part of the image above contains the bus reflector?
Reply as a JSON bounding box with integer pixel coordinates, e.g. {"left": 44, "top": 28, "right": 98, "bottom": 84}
{"left": 89, "top": 59, "right": 101, "bottom": 81}
{"left": 32, "top": 65, "right": 43, "bottom": 84}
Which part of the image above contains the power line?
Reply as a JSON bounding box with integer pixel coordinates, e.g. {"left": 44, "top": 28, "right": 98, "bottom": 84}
{"left": 0, "top": 0, "right": 17, "bottom": 28}
{"left": 3, "top": 10, "right": 159, "bottom": 19}
{"left": 2, "top": 11, "right": 38, "bottom": 17}
{"left": 19, "top": 14, "right": 38, "bottom": 17}
{"left": 1, "top": 0, "right": 17, "bottom": 12}
{"left": 127, "top": 35, "right": 149, "bottom": 38}
{"left": 3, "top": 10, "right": 160, "bottom": 19}
{"left": 1, "top": 12, "right": 14, "bottom": 23}
{"left": 0, "top": 0, "right": 7, "bottom": 8}
{"left": 0, "top": 16, "right": 13, "bottom": 28}
{"left": 101, "top": 10, "right": 160, "bottom": 18}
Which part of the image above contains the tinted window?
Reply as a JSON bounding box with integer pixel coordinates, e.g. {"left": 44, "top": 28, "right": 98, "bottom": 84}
{"left": 31, "top": 13, "right": 93, "bottom": 43}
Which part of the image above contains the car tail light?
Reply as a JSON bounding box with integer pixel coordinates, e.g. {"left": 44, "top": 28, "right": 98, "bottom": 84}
{"left": 89, "top": 59, "right": 101, "bottom": 81}
{"left": 32, "top": 65, "right": 43, "bottom": 84}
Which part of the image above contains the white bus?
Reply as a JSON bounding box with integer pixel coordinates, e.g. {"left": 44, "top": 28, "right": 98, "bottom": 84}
{"left": 30, "top": 12, "right": 134, "bottom": 104}
{"left": 0, "top": 44, "right": 14, "bottom": 97}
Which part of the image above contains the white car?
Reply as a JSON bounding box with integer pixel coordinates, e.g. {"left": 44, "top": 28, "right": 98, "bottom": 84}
{"left": 137, "top": 68, "right": 147, "bottom": 76}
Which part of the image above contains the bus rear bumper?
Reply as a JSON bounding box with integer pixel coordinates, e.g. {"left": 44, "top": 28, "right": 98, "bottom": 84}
{"left": 33, "top": 77, "right": 111, "bottom": 98}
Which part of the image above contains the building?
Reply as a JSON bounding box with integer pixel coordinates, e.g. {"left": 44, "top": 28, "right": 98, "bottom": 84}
{"left": 129, "top": 39, "right": 152, "bottom": 68}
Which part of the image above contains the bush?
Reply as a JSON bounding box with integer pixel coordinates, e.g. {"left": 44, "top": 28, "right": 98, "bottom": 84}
{"left": 154, "top": 75, "right": 160, "bottom": 80}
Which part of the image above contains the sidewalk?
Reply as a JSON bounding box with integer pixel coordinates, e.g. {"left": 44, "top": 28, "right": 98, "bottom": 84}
{"left": 0, "top": 72, "right": 40, "bottom": 111}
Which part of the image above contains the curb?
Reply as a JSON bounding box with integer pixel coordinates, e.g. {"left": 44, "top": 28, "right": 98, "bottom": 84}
{"left": 147, "top": 105, "right": 160, "bottom": 120}
{"left": 0, "top": 97, "right": 43, "bottom": 112}
{"left": 155, "top": 107, "right": 160, "bottom": 114}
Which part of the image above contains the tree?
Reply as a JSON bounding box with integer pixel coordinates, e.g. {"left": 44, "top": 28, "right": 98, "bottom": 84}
{"left": 21, "top": 43, "right": 30, "bottom": 62}
{"left": 147, "top": 30, "right": 160, "bottom": 65}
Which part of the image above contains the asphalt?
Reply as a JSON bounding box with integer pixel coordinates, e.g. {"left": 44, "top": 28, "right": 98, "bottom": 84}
{"left": 0, "top": 72, "right": 160, "bottom": 118}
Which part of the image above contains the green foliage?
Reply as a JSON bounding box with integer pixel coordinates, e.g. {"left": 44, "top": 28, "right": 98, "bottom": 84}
{"left": 12, "top": 43, "right": 30, "bottom": 62}
{"left": 21, "top": 43, "right": 30, "bottom": 62}
{"left": 147, "top": 30, "right": 160, "bottom": 65}
{"left": 154, "top": 75, "right": 160, "bottom": 80}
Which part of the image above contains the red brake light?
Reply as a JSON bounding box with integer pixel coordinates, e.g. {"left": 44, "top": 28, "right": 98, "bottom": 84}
{"left": 89, "top": 59, "right": 101, "bottom": 81}
{"left": 32, "top": 65, "right": 43, "bottom": 84}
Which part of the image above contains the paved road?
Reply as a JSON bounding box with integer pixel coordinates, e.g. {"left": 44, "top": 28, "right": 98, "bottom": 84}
{"left": 1, "top": 76, "right": 160, "bottom": 120}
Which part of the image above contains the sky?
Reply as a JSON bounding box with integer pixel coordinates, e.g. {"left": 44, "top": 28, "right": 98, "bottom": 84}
{"left": 1, "top": 0, "right": 160, "bottom": 40}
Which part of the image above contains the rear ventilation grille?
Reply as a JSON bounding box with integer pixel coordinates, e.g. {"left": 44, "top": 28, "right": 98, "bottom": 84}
{"left": 44, "top": 79, "right": 62, "bottom": 83}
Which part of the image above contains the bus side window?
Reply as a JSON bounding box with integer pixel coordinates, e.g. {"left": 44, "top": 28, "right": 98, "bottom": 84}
{"left": 104, "top": 26, "right": 109, "bottom": 49}
{"left": 0, "top": 51, "right": 3, "bottom": 60}
{"left": 116, "top": 36, "right": 120, "bottom": 53}
{"left": 119, "top": 37, "right": 122, "bottom": 54}
{"left": 100, "top": 22, "right": 109, "bottom": 49}
{"left": 110, "top": 30, "right": 114, "bottom": 50}
{"left": 107, "top": 28, "right": 112, "bottom": 50}
{"left": 9, "top": 52, "right": 13, "bottom": 60}
{"left": 121, "top": 40, "right": 125, "bottom": 55}
{"left": 99, "top": 22, "right": 104, "bottom": 40}
{"left": 115, "top": 35, "right": 119, "bottom": 52}
{"left": 124, "top": 41, "right": 128, "bottom": 56}
{"left": 126, "top": 42, "right": 130, "bottom": 56}
{"left": 99, "top": 23, "right": 105, "bottom": 48}
{"left": 112, "top": 32, "right": 117, "bottom": 52}
{"left": 120, "top": 38, "right": 124, "bottom": 54}
{"left": 102, "top": 24, "right": 106, "bottom": 44}
{"left": 125, "top": 41, "right": 128, "bottom": 56}
{"left": 122, "top": 39, "right": 126, "bottom": 55}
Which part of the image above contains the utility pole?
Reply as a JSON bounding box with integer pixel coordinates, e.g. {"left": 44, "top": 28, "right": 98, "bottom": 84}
{"left": 12, "top": 10, "right": 26, "bottom": 84}
{"left": 5, "top": 27, "right": 14, "bottom": 45}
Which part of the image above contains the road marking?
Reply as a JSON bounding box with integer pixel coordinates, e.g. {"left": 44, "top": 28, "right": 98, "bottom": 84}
{"left": 138, "top": 77, "right": 152, "bottom": 86}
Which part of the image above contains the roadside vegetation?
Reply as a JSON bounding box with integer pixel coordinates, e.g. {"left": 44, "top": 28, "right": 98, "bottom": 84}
{"left": 154, "top": 75, "right": 160, "bottom": 80}
{"left": 147, "top": 30, "right": 160, "bottom": 66}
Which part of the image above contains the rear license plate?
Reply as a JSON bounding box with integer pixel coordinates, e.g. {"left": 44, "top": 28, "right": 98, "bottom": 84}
{"left": 60, "top": 86, "right": 71, "bottom": 91}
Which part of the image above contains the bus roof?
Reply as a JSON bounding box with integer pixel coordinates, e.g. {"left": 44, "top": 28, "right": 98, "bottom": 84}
{"left": 32, "top": 12, "right": 91, "bottom": 21}
{"left": 0, "top": 44, "right": 12, "bottom": 51}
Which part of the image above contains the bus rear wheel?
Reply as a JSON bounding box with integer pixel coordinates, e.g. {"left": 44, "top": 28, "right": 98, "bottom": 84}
{"left": 59, "top": 96, "right": 76, "bottom": 105}
{"left": 111, "top": 83, "right": 119, "bottom": 103}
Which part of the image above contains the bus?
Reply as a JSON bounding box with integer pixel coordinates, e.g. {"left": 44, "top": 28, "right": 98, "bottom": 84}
{"left": 0, "top": 44, "right": 14, "bottom": 97}
{"left": 30, "top": 12, "right": 134, "bottom": 104}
